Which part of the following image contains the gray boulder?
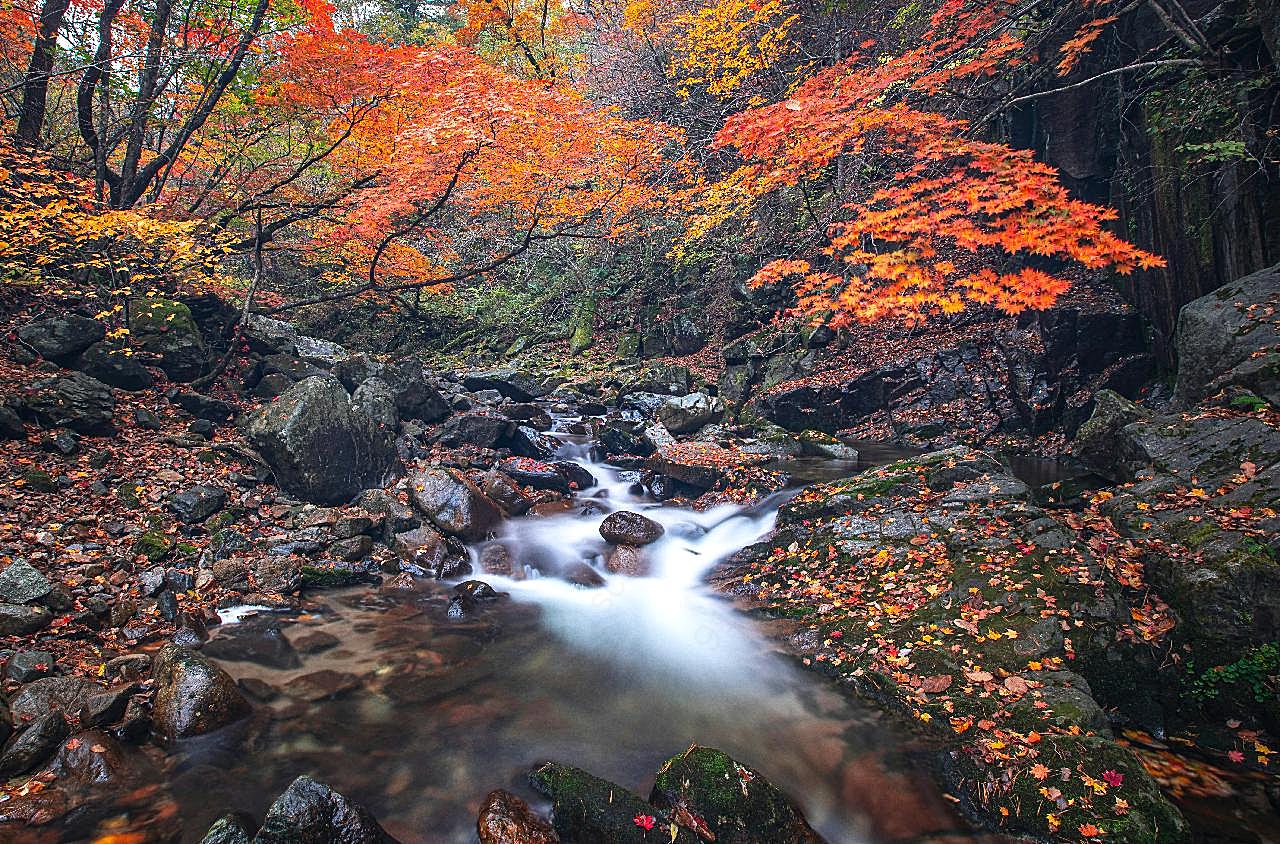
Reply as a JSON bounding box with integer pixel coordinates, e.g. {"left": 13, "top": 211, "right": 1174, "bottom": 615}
{"left": 246, "top": 376, "right": 396, "bottom": 505}
{"left": 1175, "top": 264, "right": 1280, "bottom": 407}
{"left": 599, "top": 511, "right": 665, "bottom": 546}
{"left": 17, "top": 315, "right": 104, "bottom": 362}
{"left": 76, "top": 342, "right": 154, "bottom": 391}
{"left": 431, "top": 414, "right": 513, "bottom": 449}
{"left": 381, "top": 358, "right": 450, "bottom": 423}
{"left": 352, "top": 377, "right": 401, "bottom": 431}
{"left": 169, "top": 485, "right": 228, "bottom": 524}
{"left": 24, "top": 372, "right": 116, "bottom": 434}
{"left": 1072, "top": 390, "right": 1150, "bottom": 478}
{"left": 409, "top": 468, "right": 502, "bottom": 542}
{"left": 254, "top": 775, "right": 399, "bottom": 844}
{"left": 151, "top": 645, "right": 250, "bottom": 740}
{"left": 658, "top": 393, "right": 725, "bottom": 434}
{"left": 0, "top": 603, "right": 53, "bottom": 635}
{"left": 0, "top": 560, "right": 52, "bottom": 604}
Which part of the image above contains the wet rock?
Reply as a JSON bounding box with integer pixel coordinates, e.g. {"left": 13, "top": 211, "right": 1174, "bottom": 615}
{"left": 254, "top": 775, "right": 399, "bottom": 844}
{"left": 78, "top": 684, "right": 140, "bottom": 729}
{"left": 355, "top": 489, "right": 420, "bottom": 538}
{"left": 169, "top": 485, "right": 228, "bottom": 524}
{"left": 151, "top": 645, "right": 250, "bottom": 739}
{"left": 499, "top": 457, "right": 570, "bottom": 493}
{"left": 238, "top": 677, "right": 280, "bottom": 703}
{"left": 478, "top": 543, "right": 515, "bottom": 577}
{"left": 658, "top": 393, "right": 725, "bottom": 434}
{"left": 564, "top": 563, "right": 606, "bottom": 589}
{"left": 555, "top": 461, "right": 597, "bottom": 491}
{"left": 650, "top": 746, "right": 824, "bottom": 844}
{"left": 200, "top": 812, "right": 256, "bottom": 844}
{"left": 327, "top": 534, "right": 375, "bottom": 561}
{"left": 463, "top": 370, "right": 555, "bottom": 402}
{"left": 505, "top": 404, "right": 554, "bottom": 430}
{"left": 507, "top": 424, "right": 560, "bottom": 459}
{"left": 0, "top": 603, "right": 53, "bottom": 635}
{"left": 604, "top": 545, "right": 649, "bottom": 577}
{"left": 599, "top": 511, "right": 665, "bottom": 546}
{"left": 10, "top": 676, "right": 102, "bottom": 722}
{"left": 392, "top": 526, "right": 472, "bottom": 578}
{"left": 0, "top": 560, "right": 52, "bottom": 604}
{"left": 17, "top": 314, "right": 105, "bottom": 362}
{"left": 292, "top": 631, "right": 340, "bottom": 655}
{"left": 6, "top": 650, "right": 56, "bottom": 682}
{"left": 477, "top": 789, "right": 559, "bottom": 844}
{"left": 1071, "top": 389, "right": 1150, "bottom": 478}
{"left": 0, "top": 711, "right": 70, "bottom": 777}
{"left": 203, "top": 620, "right": 302, "bottom": 670}
{"left": 481, "top": 470, "right": 534, "bottom": 516}
{"left": 529, "top": 761, "right": 698, "bottom": 844}
{"left": 796, "top": 430, "right": 859, "bottom": 460}
{"left": 300, "top": 560, "right": 381, "bottom": 589}
{"left": 283, "top": 670, "right": 361, "bottom": 702}
{"left": 409, "top": 468, "right": 502, "bottom": 541}
{"left": 24, "top": 372, "right": 116, "bottom": 434}
{"left": 431, "top": 413, "right": 513, "bottom": 448}
{"left": 245, "top": 376, "right": 396, "bottom": 505}
{"left": 454, "top": 580, "right": 503, "bottom": 602}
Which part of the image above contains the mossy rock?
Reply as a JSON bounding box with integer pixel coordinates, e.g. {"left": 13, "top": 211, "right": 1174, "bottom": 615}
{"left": 116, "top": 481, "right": 144, "bottom": 508}
{"left": 616, "top": 332, "right": 642, "bottom": 359}
{"left": 650, "top": 746, "right": 824, "bottom": 844}
{"left": 22, "top": 470, "right": 57, "bottom": 493}
{"left": 529, "top": 761, "right": 699, "bottom": 844}
{"left": 299, "top": 562, "right": 380, "bottom": 590}
{"left": 954, "top": 733, "right": 1188, "bottom": 843}
{"left": 134, "top": 531, "right": 173, "bottom": 563}
{"left": 128, "top": 297, "right": 208, "bottom": 382}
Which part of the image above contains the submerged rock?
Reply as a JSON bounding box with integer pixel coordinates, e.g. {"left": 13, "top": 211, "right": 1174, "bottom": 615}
{"left": 477, "top": 789, "right": 559, "bottom": 844}
{"left": 151, "top": 645, "right": 250, "bottom": 740}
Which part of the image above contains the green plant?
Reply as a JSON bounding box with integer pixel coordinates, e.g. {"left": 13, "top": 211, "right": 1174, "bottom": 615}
{"left": 1189, "top": 643, "right": 1280, "bottom": 704}
{"left": 1230, "top": 393, "right": 1269, "bottom": 412}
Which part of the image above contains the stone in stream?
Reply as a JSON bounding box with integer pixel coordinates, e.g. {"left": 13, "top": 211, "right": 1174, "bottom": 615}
{"left": 201, "top": 618, "right": 302, "bottom": 670}
{"left": 499, "top": 456, "right": 571, "bottom": 493}
{"left": 658, "top": 392, "right": 725, "bottom": 434}
{"left": 391, "top": 525, "right": 471, "bottom": 578}
{"left": 0, "top": 711, "right": 70, "bottom": 777}
{"left": 200, "top": 813, "right": 256, "bottom": 844}
{"left": 604, "top": 545, "right": 649, "bottom": 577}
{"left": 409, "top": 468, "right": 502, "bottom": 542}
{"left": 599, "top": 510, "right": 665, "bottom": 546}
{"left": 529, "top": 761, "right": 700, "bottom": 844}
{"left": 253, "top": 775, "right": 400, "bottom": 844}
{"left": 9, "top": 676, "right": 102, "bottom": 723}
{"left": 649, "top": 746, "right": 825, "bottom": 844}
{"left": 477, "top": 789, "right": 560, "bottom": 844}
{"left": 507, "top": 425, "right": 560, "bottom": 459}
{"left": 563, "top": 563, "right": 606, "bottom": 589}
{"left": 151, "top": 645, "right": 250, "bottom": 740}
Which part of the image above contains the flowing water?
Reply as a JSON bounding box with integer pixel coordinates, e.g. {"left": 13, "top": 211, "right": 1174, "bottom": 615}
{"left": 169, "top": 429, "right": 1009, "bottom": 843}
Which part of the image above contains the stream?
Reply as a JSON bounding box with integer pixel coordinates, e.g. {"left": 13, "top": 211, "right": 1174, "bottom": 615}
{"left": 171, "top": 426, "right": 1031, "bottom": 843}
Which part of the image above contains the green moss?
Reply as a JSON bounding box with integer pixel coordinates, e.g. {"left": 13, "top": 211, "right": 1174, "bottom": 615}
{"left": 134, "top": 530, "right": 173, "bottom": 562}
{"left": 117, "top": 481, "right": 143, "bottom": 508}
{"left": 22, "top": 470, "right": 57, "bottom": 493}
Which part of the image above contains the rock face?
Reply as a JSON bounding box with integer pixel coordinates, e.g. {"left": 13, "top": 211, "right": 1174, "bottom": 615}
{"left": 246, "top": 376, "right": 396, "bottom": 505}
{"left": 253, "top": 775, "right": 399, "bottom": 844}
{"left": 17, "top": 315, "right": 105, "bottom": 362}
{"left": 409, "top": 468, "right": 502, "bottom": 541}
{"left": 658, "top": 393, "right": 725, "bottom": 434}
{"left": 24, "top": 372, "right": 116, "bottom": 434}
{"left": 599, "top": 511, "right": 665, "bottom": 546}
{"left": 1174, "top": 263, "right": 1280, "bottom": 407}
{"left": 151, "top": 645, "right": 250, "bottom": 740}
{"left": 477, "top": 790, "right": 559, "bottom": 844}
{"left": 649, "top": 747, "right": 823, "bottom": 844}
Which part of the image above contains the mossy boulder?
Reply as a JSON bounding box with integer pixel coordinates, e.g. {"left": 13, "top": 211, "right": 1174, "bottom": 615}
{"left": 650, "top": 746, "right": 824, "bottom": 844}
{"left": 133, "top": 530, "right": 172, "bottom": 562}
{"left": 129, "top": 297, "right": 209, "bottom": 382}
{"left": 529, "top": 762, "right": 699, "bottom": 844}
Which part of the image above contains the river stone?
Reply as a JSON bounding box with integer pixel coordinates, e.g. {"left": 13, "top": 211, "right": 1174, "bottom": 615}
{"left": 76, "top": 342, "right": 154, "bottom": 391}
{"left": 563, "top": 563, "right": 606, "bottom": 589}
{"left": 200, "top": 813, "right": 255, "bottom": 844}
{"left": 463, "top": 370, "right": 555, "bottom": 402}
{"left": 529, "top": 761, "right": 699, "bottom": 844}
{"left": 246, "top": 375, "right": 396, "bottom": 505}
{"left": 202, "top": 619, "right": 301, "bottom": 670}
{"left": 409, "top": 468, "right": 502, "bottom": 541}
{"left": 477, "top": 789, "right": 559, "bottom": 844}
{"left": 1175, "top": 263, "right": 1280, "bottom": 407}
{"left": 499, "top": 457, "right": 570, "bottom": 493}
{"left": 431, "top": 413, "right": 513, "bottom": 448}
{"left": 507, "top": 425, "right": 560, "bottom": 459}
{"left": 604, "top": 545, "right": 649, "bottom": 577}
{"left": 658, "top": 393, "right": 725, "bottom": 434}
{"left": 599, "top": 511, "right": 665, "bottom": 546}
{"left": 0, "top": 603, "right": 53, "bottom": 635}
{"left": 481, "top": 470, "right": 534, "bottom": 516}
{"left": 254, "top": 775, "right": 399, "bottom": 844}
{"left": 0, "top": 711, "right": 70, "bottom": 777}
{"left": 10, "top": 676, "right": 102, "bottom": 722}
{"left": 0, "top": 560, "right": 52, "bottom": 604}
{"left": 151, "top": 645, "right": 250, "bottom": 740}
{"left": 649, "top": 746, "right": 823, "bottom": 844}
{"left": 24, "top": 372, "right": 116, "bottom": 434}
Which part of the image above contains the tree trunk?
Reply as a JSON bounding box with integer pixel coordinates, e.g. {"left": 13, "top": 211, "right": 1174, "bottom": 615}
{"left": 13, "top": 0, "right": 72, "bottom": 147}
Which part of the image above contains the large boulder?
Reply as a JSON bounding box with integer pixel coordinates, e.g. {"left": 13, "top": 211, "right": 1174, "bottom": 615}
{"left": 23, "top": 372, "right": 116, "bottom": 434}
{"left": 151, "top": 645, "right": 250, "bottom": 740}
{"left": 599, "top": 511, "right": 665, "bottom": 546}
{"left": 431, "top": 413, "right": 513, "bottom": 449}
{"left": 0, "top": 560, "right": 52, "bottom": 604}
{"left": 254, "top": 776, "right": 400, "bottom": 844}
{"left": 129, "top": 297, "right": 209, "bottom": 382}
{"left": 76, "top": 342, "right": 154, "bottom": 391}
{"left": 409, "top": 468, "right": 502, "bottom": 542}
{"left": 246, "top": 376, "right": 396, "bottom": 505}
{"left": 463, "top": 370, "right": 557, "bottom": 402}
{"left": 9, "top": 677, "right": 103, "bottom": 722}
{"left": 649, "top": 746, "right": 824, "bottom": 844}
{"left": 17, "top": 315, "right": 105, "bottom": 362}
{"left": 380, "top": 358, "right": 450, "bottom": 423}
{"left": 1175, "top": 264, "right": 1280, "bottom": 407}
{"left": 658, "top": 393, "right": 725, "bottom": 434}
